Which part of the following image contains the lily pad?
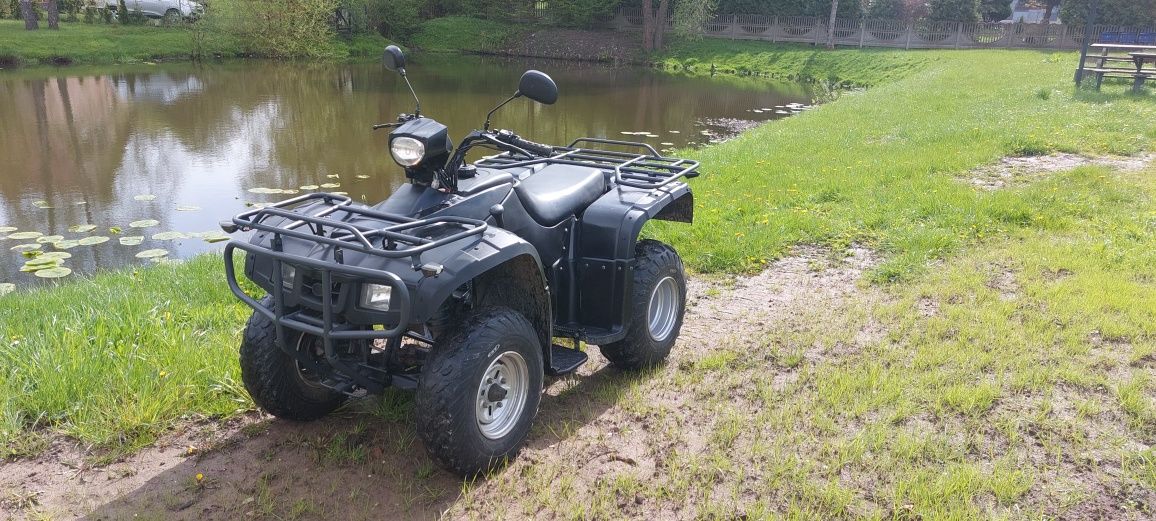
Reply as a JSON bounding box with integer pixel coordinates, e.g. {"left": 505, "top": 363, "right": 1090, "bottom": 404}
{"left": 53, "top": 240, "right": 79, "bottom": 250}
{"left": 34, "top": 267, "right": 72, "bottom": 279}
{"left": 152, "top": 231, "right": 187, "bottom": 241}
{"left": 0, "top": 283, "right": 14, "bottom": 296}
{"left": 109, "top": 227, "right": 122, "bottom": 234}
{"left": 0, "top": 227, "right": 16, "bottom": 233}
{"left": 281, "top": 189, "right": 300, "bottom": 195}
{"left": 78, "top": 236, "right": 110, "bottom": 246}
{"left": 326, "top": 174, "right": 340, "bottom": 179}
{"left": 133, "top": 194, "right": 157, "bottom": 201}
{"left": 21, "top": 259, "right": 62, "bottom": 272}
{"left": 135, "top": 249, "right": 170, "bottom": 259}
{"left": 319, "top": 183, "right": 340, "bottom": 189}
{"left": 11, "top": 244, "right": 42, "bottom": 252}
{"left": 202, "top": 233, "right": 230, "bottom": 244}
{"left": 32, "top": 200, "right": 54, "bottom": 209}
{"left": 247, "top": 187, "right": 283, "bottom": 194}
{"left": 119, "top": 236, "right": 145, "bottom": 246}
{"left": 69, "top": 224, "right": 97, "bottom": 233}
{"left": 299, "top": 185, "right": 320, "bottom": 190}
{"left": 36, "top": 235, "right": 65, "bottom": 244}
{"left": 129, "top": 220, "right": 160, "bottom": 228}
{"left": 8, "top": 231, "right": 43, "bottom": 240}
{"left": 40, "top": 252, "right": 72, "bottom": 260}
{"left": 175, "top": 206, "right": 201, "bottom": 212}
{"left": 21, "top": 250, "right": 40, "bottom": 258}
{"left": 660, "top": 142, "right": 675, "bottom": 146}
{"left": 355, "top": 175, "right": 370, "bottom": 179}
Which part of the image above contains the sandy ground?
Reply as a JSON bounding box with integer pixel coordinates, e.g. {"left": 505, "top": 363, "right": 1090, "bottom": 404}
{"left": 964, "top": 153, "right": 1155, "bottom": 190}
{"left": 0, "top": 246, "right": 880, "bottom": 520}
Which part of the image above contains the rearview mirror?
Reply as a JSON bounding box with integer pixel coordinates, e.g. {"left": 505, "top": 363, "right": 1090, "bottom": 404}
{"left": 383, "top": 45, "right": 406, "bottom": 72}
{"left": 517, "top": 70, "right": 557, "bottom": 105}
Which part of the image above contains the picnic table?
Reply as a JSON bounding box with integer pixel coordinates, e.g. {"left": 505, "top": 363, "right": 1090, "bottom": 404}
{"left": 1079, "top": 43, "right": 1156, "bottom": 92}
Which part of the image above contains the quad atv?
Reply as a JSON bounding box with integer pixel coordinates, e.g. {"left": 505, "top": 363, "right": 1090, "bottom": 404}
{"left": 222, "top": 46, "right": 700, "bottom": 476}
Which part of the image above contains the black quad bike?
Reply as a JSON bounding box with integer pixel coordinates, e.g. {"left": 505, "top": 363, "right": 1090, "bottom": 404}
{"left": 222, "top": 46, "right": 700, "bottom": 476}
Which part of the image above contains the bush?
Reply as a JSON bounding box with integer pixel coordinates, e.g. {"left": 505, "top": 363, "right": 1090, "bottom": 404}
{"left": 979, "top": 0, "right": 1011, "bottom": 22}
{"left": 1060, "top": 0, "right": 1156, "bottom": 27}
{"left": 866, "top": 0, "right": 905, "bottom": 19}
{"left": 209, "top": 0, "right": 343, "bottom": 59}
{"left": 928, "top": 0, "right": 979, "bottom": 22}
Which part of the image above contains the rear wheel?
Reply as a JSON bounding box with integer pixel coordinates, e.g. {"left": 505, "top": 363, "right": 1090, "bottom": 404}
{"left": 162, "top": 8, "right": 181, "bottom": 24}
{"left": 599, "top": 240, "right": 686, "bottom": 370}
{"left": 415, "top": 307, "right": 543, "bottom": 476}
{"left": 239, "top": 297, "right": 347, "bottom": 421}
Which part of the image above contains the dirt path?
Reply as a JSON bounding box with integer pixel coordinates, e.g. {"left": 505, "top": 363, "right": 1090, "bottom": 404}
{"left": 0, "top": 247, "right": 879, "bottom": 520}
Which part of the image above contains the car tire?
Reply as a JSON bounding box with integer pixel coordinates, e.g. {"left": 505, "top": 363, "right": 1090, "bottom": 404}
{"left": 599, "top": 239, "right": 686, "bottom": 370}
{"left": 239, "top": 296, "right": 347, "bottom": 421}
{"left": 162, "top": 8, "right": 180, "bottom": 24}
{"left": 415, "top": 307, "right": 544, "bottom": 477}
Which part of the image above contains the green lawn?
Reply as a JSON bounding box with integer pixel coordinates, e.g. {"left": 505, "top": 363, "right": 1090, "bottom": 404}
{"left": 1, "top": 37, "right": 1155, "bottom": 518}
{"left": 0, "top": 19, "right": 388, "bottom": 66}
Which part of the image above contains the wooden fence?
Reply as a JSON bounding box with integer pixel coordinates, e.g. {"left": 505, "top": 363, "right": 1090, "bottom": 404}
{"left": 612, "top": 8, "right": 1156, "bottom": 50}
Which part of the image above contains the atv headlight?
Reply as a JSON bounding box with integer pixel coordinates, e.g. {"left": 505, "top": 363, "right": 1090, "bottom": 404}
{"left": 390, "top": 137, "right": 425, "bottom": 167}
{"left": 280, "top": 263, "right": 295, "bottom": 288}
{"left": 362, "top": 284, "right": 393, "bottom": 311}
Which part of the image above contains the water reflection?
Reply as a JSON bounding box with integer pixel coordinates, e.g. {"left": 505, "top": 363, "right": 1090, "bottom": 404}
{"left": 0, "top": 57, "right": 811, "bottom": 286}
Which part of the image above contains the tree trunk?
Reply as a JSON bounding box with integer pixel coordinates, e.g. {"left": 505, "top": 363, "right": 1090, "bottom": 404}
{"left": 653, "top": 0, "right": 670, "bottom": 51}
{"left": 642, "top": 0, "right": 655, "bottom": 52}
{"left": 826, "top": 0, "right": 840, "bottom": 49}
{"left": 20, "top": 1, "right": 39, "bottom": 30}
{"left": 47, "top": 0, "right": 59, "bottom": 29}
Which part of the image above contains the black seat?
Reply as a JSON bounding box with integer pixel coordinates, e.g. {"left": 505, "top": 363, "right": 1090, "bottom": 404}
{"left": 514, "top": 165, "right": 606, "bottom": 227}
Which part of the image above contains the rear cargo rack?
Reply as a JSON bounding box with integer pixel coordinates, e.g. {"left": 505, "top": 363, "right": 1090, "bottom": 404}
{"left": 475, "top": 137, "right": 700, "bottom": 189}
{"left": 231, "top": 192, "right": 488, "bottom": 269}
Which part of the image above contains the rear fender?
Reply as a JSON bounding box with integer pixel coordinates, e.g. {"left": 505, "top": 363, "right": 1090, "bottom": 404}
{"left": 570, "top": 182, "right": 692, "bottom": 336}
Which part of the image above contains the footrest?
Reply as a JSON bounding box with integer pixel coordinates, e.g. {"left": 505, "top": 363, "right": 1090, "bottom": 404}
{"left": 547, "top": 344, "right": 589, "bottom": 376}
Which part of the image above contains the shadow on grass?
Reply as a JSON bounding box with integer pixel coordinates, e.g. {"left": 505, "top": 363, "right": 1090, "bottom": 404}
{"left": 1072, "top": 83, "right": 1153, "bottom": 104}
{"left": 85, "top": 364, "right": 636, "bottom": 520}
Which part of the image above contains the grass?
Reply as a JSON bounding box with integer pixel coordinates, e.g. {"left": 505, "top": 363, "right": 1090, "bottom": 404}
{"left": 0, "top": 256, "right": 251, "bottom": 459}
{"left": 647, "top": 45, "right": 1156, "bottom": 282}
{"left": 0, "top": 19, "right": 389, "bottom": 66}
{"left": 1, "top": 36, "right": 1155, "bottom": 518}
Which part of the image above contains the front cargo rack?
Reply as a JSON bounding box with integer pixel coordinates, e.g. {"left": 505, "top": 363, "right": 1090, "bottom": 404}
{"left": 475, "top": 137, "right": 701, "bottom": 189}
{"left": 228, "top": 192, "right": 488, "bottom": 268}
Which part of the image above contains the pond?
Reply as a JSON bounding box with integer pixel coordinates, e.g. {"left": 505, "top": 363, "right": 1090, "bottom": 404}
{"left": 0, "top": 55, "right": 813, "bottom": 287}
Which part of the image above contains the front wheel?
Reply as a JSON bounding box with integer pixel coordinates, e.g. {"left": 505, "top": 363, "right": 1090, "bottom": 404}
{"left": 416, "top": 307, "right": 544, "bottom": 476}
{"left": 239, "top": 297, "right": 347, "bottom": 421}
{"left": 599, "top": 240, "right": 687, "bottom": 370}
{"left": 162, "top": 8, "right": 181, "bottom": 24}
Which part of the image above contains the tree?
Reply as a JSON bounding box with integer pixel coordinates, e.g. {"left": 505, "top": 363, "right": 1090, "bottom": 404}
{"left": 979, "top": 0, "right": 1011, "bottom": 21}
{"left": 826, "top": 0, "right": 838, "bottom": 48}
{"left": 47, "top": 0, "right": 58, "bottom": 29}
{"left": 672, "top": 0, "right": 718, "bottom": 38}
{"left": 1021, "top": 0, "right": 1060, "bottom": 24}
{"left": 640, "top": 0, "right": 672, "bottom": 52}
{"left": 19, "top": 0, "right": 37, "bottom": 30}
{"left": 927, "top": 0, "right": 979, "bottom": 22}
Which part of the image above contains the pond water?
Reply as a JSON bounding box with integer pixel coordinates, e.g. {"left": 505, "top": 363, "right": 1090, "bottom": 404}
{"left": 0, "top": 55, "right": 812, "bottom": 287}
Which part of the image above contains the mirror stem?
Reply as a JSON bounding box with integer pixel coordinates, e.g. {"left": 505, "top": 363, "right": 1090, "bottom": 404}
{"left": 483, "top": 92, "right": 521, "bottom": 131}
{"left": 400, "top": 69, "right": 421, "bottom": 117}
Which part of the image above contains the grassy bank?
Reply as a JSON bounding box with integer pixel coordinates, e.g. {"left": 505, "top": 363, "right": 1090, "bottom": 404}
{"left": 2, "top": 39, "right": 1156, "bottom": 518}
{"left": 0, "top": 19, "right": 388, "bottom": 66}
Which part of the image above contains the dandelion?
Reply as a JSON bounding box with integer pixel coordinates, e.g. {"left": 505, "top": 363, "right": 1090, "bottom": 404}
{"left": 196, "top": 473, "right": 204, "bottom": 482}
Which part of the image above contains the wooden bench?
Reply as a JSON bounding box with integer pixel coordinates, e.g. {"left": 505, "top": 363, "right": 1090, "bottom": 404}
{"left": 1079, "top": 43, "right": 1156, "bottom": 92}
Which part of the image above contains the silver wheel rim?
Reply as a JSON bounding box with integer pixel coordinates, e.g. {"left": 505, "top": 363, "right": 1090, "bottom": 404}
{"left": 476, "top": 350, "right": 529, "bottom": 440}
{"left": 647, "top": 276, "right": 680, "bottom": 342}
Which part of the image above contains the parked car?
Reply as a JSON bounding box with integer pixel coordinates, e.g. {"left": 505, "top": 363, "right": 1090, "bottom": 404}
{"left": 103, "top": 0, "right": 203, "bottom": 22}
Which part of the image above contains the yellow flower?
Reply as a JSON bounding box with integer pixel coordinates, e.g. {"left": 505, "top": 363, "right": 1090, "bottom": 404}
{"left": 196, "top": 473, "right": 204, "bottom": 482}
